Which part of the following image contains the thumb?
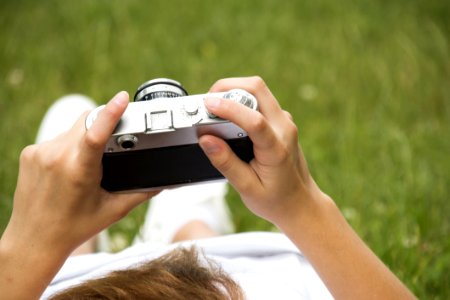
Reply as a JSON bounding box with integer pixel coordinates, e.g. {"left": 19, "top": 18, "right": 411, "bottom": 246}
{"left": 199, "top": 135, "right": 257, "bottom": 194}
{"left": 104, "top": 191, "right": 159, "bottom": 223}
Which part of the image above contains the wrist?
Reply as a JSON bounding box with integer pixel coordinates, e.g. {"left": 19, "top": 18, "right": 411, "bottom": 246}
{"left": 1, "top": 218, "right": 72, "bottom": 259}
{"left": 273, "top": 190, "right": 417, "bottom": 299}
{"left": 274, "top": 188, "right": 337, "bottom": 240}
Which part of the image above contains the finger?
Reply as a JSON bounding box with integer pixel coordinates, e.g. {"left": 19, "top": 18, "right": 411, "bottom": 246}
{"left": 205, "top": 97, "right": 280, "bottom": 152}
{"left": 79, "top": 91, "right": 129, "bottom": 165}
{"left": 209, "top": 76, "right": 283, "bottom": 120}
{"left": 104, "top": 190, "right": 159, "bottom": 223}
{"left": 199, "top": 135, "right": 261, "bottom": 195}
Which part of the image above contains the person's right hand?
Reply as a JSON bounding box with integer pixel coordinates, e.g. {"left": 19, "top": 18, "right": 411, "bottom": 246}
{"left": 3, "top": 92, "right": 157, "bottom": 258}
{"left": 0, "top": 91, "right": 160, "bottom": 300}
{"left": 199, "top": 76, "right": 327, "bottom": 227}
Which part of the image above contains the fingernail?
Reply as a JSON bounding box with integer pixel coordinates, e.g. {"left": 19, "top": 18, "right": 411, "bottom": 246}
{"left": 113, "top": 91, "right": 129, "bottom": 106}
{"left": 205, "top": 97, "right": 221, "bottom": 109}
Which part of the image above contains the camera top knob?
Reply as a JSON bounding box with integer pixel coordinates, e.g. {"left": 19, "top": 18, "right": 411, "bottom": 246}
{"left": 223, "top": 89, "right": 258, "bottom": 111}
{"left": 183, "top": 102, "right": 199, "bottom": 115}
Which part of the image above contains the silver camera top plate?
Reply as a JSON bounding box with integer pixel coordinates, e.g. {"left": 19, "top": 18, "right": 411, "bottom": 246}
{"left": 85, "top": 89, "right": 257, "bottom": 153}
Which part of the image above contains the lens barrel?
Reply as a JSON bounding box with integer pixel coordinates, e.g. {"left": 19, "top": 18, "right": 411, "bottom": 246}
{"left": 134, "top": 78, "right": 188, "bottom": 102}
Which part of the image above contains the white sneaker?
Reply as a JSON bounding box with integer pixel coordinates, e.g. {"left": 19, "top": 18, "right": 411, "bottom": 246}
{"left": 134, "top": 182, "right": 234, "bottom": 245}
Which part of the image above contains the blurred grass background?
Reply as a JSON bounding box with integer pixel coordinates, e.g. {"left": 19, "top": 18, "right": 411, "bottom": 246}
{"left": 0, "top": 0, "right": 449, "bottom": 298}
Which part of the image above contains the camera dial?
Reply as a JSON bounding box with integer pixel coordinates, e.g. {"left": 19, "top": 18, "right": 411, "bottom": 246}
{"left": 207, "top": 89, "right": 258, "bottom": 118}
{"left": 134, "top": 78, "right": 188, "bottom": 102}
{"left": 223, "top": 89, "right": 258, "bottom": 110}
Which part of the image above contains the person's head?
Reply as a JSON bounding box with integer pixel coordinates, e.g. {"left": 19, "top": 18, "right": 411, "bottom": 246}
{"left": 48, "top": 246, "right": 244, "bottom": 300}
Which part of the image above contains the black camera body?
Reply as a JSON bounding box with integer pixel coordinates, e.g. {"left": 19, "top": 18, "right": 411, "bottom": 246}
{"left": 85, "top": 79, "right": 257, "bottom": 192}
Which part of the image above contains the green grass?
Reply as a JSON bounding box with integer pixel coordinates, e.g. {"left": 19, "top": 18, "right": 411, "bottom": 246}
{"left": 1, "top": 0, "right": 449, "bottom": 298}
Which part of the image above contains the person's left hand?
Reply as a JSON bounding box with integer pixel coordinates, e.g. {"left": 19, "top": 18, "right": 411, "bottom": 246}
{"left": 2, "top": 91, "right": 157, "bottom": 257}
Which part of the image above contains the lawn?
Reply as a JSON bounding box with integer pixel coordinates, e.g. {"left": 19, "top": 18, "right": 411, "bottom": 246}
{"left": 0, "top": 0, "right": 449, "bottom": 298}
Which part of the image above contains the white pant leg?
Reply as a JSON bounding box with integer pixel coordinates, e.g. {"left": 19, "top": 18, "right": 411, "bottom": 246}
{"left": 36, "top": 94, "right": 96, "bottom": 143}
{"left": 135, "top": 181, "right": 234, "bottom": 245}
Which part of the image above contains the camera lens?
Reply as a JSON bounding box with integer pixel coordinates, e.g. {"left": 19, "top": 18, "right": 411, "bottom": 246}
{"left": 134, "top": 78, "right": 188, "bottom": 102}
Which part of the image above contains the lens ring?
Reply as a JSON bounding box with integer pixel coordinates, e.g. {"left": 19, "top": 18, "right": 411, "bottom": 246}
{"left": 134, "top": 78, "right": 188, "bottom": 102}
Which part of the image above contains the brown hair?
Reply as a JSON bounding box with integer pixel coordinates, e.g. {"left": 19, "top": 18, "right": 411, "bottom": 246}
{"left": 48, "top": 246, "right": 245, "bottom": 300}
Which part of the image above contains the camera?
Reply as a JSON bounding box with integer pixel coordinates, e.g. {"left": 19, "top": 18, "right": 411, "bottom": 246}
{"left": 85, "top": 78, "right": 257, "bottom": 192}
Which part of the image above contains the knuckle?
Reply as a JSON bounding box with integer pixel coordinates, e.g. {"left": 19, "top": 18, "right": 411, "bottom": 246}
{"left": 20, "top": 145, "right": 36, "bottom": 163}
{"left": 249, "top": 76, "right": 267, "bottom": 91}
{"left": 278, "top": 145, "right": 290, "bottom": 163}
{"left": 279, "top": 112, "right": 299, "bottom": 142}
{"left": 65, "top": 164, "right": 86, "bottom": 186}
{"left": 84, "top": 131, "right": 104, "bottom": 151}
{"left": 22, "top": 141, "right": 68, "bottom": 172}
{"left": 249, "top": 114, "right": 268, "bottom": 133}
{"left": 269, "top": 143, "right": 290, "bottom": 166}
{"left": 249, "top": 76, "right": 265, "bottom": 87}
{"left": 283, "top": 110, "right": 294, "bottom": 121}
{"left": 40, "top": 151, "right": 63, "bottom": 171}
{"left": 286, "top": 121, "right": 299, "bottom": 139}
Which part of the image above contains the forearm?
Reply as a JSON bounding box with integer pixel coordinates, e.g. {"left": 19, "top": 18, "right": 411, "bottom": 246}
{"left": 0, "top": 230, "right": 69, "bottom": 300}
{"left": 278, "top": 193, "right": 416, "bottom": 300}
